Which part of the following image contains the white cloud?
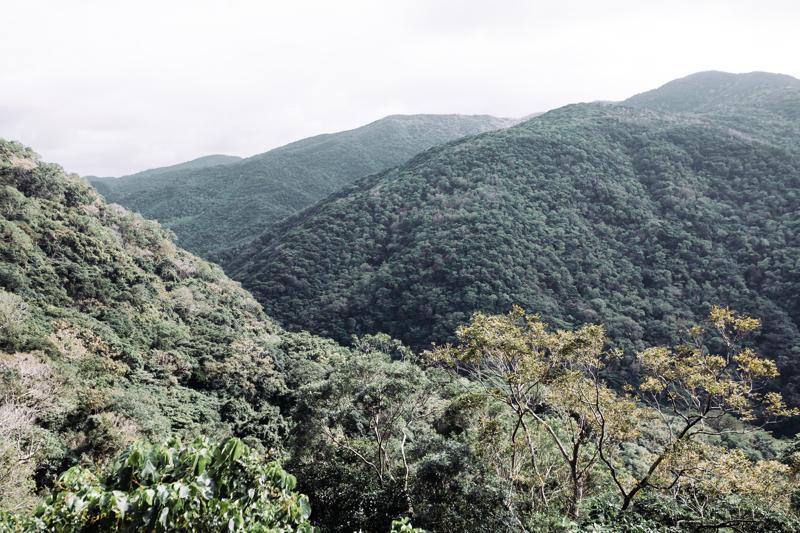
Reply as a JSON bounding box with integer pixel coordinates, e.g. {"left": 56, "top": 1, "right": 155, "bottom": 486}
{"left": 1, "top": 0, "right": 798, "bottom": 175}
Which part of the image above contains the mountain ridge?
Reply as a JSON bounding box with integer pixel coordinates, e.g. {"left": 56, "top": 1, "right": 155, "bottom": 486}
{"left": 90, "top": 153, "right": 242, "bottom": 181}
{"left": 90, "top": 113, "right": 514, "bottom": 256}
{"left": 625, "top": 70, "right": 800, "bottom": 112}
{"left": 225, "top": 72, "right": 800, "bottom": 420}
{"left": 4, "top": 70, "right": 800, "bottom": 530}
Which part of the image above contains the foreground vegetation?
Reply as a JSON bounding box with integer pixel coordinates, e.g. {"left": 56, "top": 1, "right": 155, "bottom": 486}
{"left": 0, "top": 138, "right": 296, "bottom": 512}
{"left": 3, "top": 297, "right": 799, "bottom": 530}
{"left": 0, "top": 437, "right": 316, "bottom": 532}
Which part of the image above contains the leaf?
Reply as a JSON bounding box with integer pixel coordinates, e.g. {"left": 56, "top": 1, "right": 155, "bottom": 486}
{"left": 141, "top": 459, "right": 157, "bottom": 480}
{"left": 113, "top": 491, "right": 129, "bottom": 518}
{"left": 158, "top": 507, "right": 169, "bottom": 529}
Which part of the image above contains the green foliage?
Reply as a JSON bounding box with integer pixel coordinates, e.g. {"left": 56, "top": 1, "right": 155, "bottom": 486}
{"left": 0, "top": 288, "right": 29, "bottom": 349}
{"left": 283, "top": 335, "right": 515, "bottom": 532}
{"left": 426, "top": 307, "right": 800, "bottom": 529}
{"left": 582, "top": 492, "right": 800, "bottom": 533}
{"left": 625, "top": 71, "right": 800, "bottom": 137}
{"left": 0, "top": 139, "right": 290, "bottom": 508}
{"left": 428, "top": 306, "right": 639, "bottom": 519}
{"left": 227, "top": 73, "right": 800, "bottom": 435}
{"left": 390, "top": 517, "right": 427, "bottom": 533}
{"left": 92, "top": 115, "right": 512, "bottom": 257}
{"left": 4, "top": 72, "right": 800, "bottom": 532}
{"left": 1, "top": 140, "right": 520, "bottom": 531}
{"left": 10, "top": 436, "right": 316, "bottom": 532}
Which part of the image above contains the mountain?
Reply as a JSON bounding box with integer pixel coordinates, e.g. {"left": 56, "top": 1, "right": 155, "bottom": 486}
{"left": 90, "top": 114, "right": 513, "bottom": 256}
{"left": 2, "top": 127, "right": 797, "bottom": 531}
{"left": 625, "top": 70, "right": 800, "bottom": 116}
{"left": 227, "top": 72, "right": 800, "bottom": 409}
{"left": 0, "top": 139, "right": 519, "bottom": 531}
{"left": 0, "top": 138, "right": 307, "bottom": 508}
{"left": 625, "top": 70, "right": 800, "bottom": 150}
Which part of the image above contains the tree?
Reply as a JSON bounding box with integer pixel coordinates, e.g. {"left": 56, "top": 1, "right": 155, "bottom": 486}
{"left": 426, "top": 305, "right": 798, "bottom": 526}
{"left": 598, "top": 306, "right": 799, "bottom": 511}
{"left": 0, "top": 289, "right": 28, "bottom": 348}
{"left": 291, "top": 347, "right": 441, "bottom": 526}
{"left": 653, "top": 440, "right": 794, "bottom": 528}
{"left": 0, "top": 352, "right": 55, "bottom": 513}
{"left": 426, "top": 306, "right": 638, "bottom": 521}
{"left": 389, "top": 517, "right": 427, "bottom": 533}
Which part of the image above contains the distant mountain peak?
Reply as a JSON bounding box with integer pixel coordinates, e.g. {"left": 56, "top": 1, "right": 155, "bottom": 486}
{"left": 624, "top": 70, "right": 800, "bottom": 114}
{"left": 675, "top": 70, "right": 799, "bottom": 84}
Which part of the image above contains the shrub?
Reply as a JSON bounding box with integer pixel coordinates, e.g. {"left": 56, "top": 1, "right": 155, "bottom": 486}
{"left": 28, "top": 436, "right": 316, "bottom": 532}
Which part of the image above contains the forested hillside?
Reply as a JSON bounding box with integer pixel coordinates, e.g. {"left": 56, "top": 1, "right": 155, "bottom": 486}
{"left": 0, "top": 139, "right": 426, "bottom": 530}
{"left": 0, "top": 139, "right": 293, "bottom": 505}
{"left": 3, "top": 139, "right": 800, "bottom": 531}
{"left": 228, "top": 72, "right": 800, "bottom": 416}
{"left": 625, "top": 71, "right": 800, "bottom": 157}
{"left": 91, "top": 114, "right": 512, "bottom": 256}
{"left": 625, "top": 70, "right": 800, "bottom": 127}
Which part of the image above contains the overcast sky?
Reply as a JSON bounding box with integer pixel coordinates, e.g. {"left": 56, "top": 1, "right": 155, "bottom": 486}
{"left": 2, "top": 0, "right": 798, "bottom": 176}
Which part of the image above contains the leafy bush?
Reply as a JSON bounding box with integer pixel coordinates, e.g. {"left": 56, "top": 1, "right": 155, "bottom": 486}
{"left": 26, "top": 436, "right": 316, "bottom": 532}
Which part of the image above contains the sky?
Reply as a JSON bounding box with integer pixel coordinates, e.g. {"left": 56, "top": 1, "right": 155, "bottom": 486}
{"left": 2, "top": 0, "right": 799, "bottom": 176}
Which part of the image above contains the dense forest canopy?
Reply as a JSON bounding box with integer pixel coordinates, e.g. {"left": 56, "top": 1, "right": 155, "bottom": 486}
{"left": 90, "top": 114, "right": 513, "bottom": 257}
{"left": 0, "top": 138, "right": 291, "bottom": 501}
{"left": 3, "top": 71, "right": 800, "bottom": 532}
{"left": 227, "top": 72, "right": 800, "bottom": 426}
{"left": 0, "top": 138, "right": 436, "bottom": 530}
{"left": 625, "top": 71, "right": 800, "bottom": 124}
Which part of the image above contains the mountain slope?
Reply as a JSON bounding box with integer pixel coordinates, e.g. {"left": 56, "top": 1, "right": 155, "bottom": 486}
{"left": 2, "top": 139, "right": 457, "bottom": 527}
{"left": 91, "top": 114, "right": 513, "bottom": 256}
{"left": 0, "top": 139, "right": 306, "bottom": 505}
{"left": 625, "top": 70, "right": 800, "bottom": 116}
{"left": 625, "top": 70, "right": 800, "bottom": 149}
{"left": 1, "top": 139, "right": 796, "bottom": 532}
{"left": 227, "top": 73, "right": 800, "bottom": 405}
